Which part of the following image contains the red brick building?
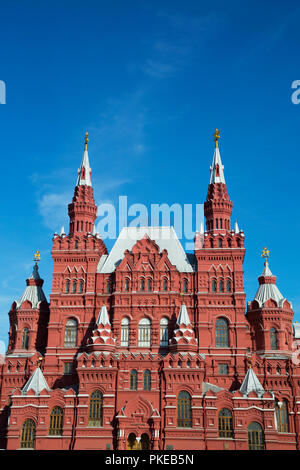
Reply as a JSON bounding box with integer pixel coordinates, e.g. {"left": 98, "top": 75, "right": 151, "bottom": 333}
{"left": 0, "top": 131, "right": 299, "bottom": 451}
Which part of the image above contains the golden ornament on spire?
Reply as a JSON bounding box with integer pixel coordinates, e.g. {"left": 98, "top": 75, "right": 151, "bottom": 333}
{"left": 261, "top": 247, "right": 269, "bottom": 262}
{"left": 84, "top": 132, "right": 89, "bottom": 151}
{"left": 34, "top": 250, "right": 40, "bottom": 262}
{"left": 37, "top": 356, "right": 43, "bottom": 368}
{"left": 213, "top": 129, "right": 220, "bottom": 148}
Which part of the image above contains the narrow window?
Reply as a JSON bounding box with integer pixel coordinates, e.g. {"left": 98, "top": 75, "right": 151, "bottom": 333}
{"left": 177, "top": 391, "right": 192, "bottom": 428}
{"left": 226, "top": 279, "right": 231, "bottom": 292}
{"left": 218, "top": 239, "right": 222, "bottom": 247}
{"left": 270, "top": 328, "right": 278, "bottom": 350}
{"left": 78, "top": 280, "right": 84, "bottom": 293}
{"left": 144, "top": 370, "right": 151, "bottom": 390}
{"left": 65, "top": 280, "right": 70, "bottom": 293}
{"left": 163, "top": 278, "right": 168, "bottom": 291}
{"left": 147, "top": 278, "right": 152, "bottom": 291}
{"left": 20, "top": 419, "right": 35, "bottom": 449}
{"left": 140, "top": 278, "right": 145, "bottom": 291}
{"left": 64, "top": 319, "right": 77, "bottom": 348}
{"left": 72, "top": 280, "right": 76, "bottom": 293}
{"left": 121, "top": 317, "right": 129, "bottom": 347}
{"left": 219, "top": 279, "right": 224, "bottom": 292}
{"left": 130, "top": 370, "right": 138, "bottom": 391}
{"left": 183, "top": 279, "right": 188, "bottom": 293}
{"left": 88, "top": 390, "right": 103, "bottom": 427}
{"left": 218, "top": 408, "right": 233, "bottom": 438}
{"left": 215, "top": 318, "right": 229, "bottom": 347}
{"left": 248, "top": 422, "right": 264, "bottom": 450}
{"left": 212, "top": 280, "right": 217, "bottom": 292}
{"left": 21, "top": 328, "right": 29, "bottom": 350}
{"left": 276, "top": 400, "right": 289, "bottom": 433}
{"left": 49, "top": 407, "right": 63, "bottom": 436}
{"left": 125, "top": 278, "right": 129, "bottom": 292}
{"left": 106, "top": 280, "right": 110, "bottom": 294}
{"left": 160, "top": 318, "right": 169, "bottom": 348}
{"left": 138, "top": 318, "right": 151, "bottom": 347}
{"left": 63, "top": 362, "right": 73, "bottom": 375}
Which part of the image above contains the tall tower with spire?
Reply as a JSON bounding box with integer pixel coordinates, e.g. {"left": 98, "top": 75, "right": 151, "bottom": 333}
{"left": 204, "top": 129, "right": 233, "bottom": 234}
{"left": 46, "top": 134, "right": 107, "bottom": 379}
{"left": 68, "top": 132, "right": 98, "bottom": 237}
{"left": 194, "top": 130, "right": 248, "bottom": 388}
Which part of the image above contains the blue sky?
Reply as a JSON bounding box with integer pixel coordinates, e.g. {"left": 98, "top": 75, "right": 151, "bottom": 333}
{"left": 0, "top": 0, "right": 300, "bottom": 346}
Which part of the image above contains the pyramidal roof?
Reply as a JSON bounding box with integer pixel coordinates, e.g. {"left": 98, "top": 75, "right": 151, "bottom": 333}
{"left": 254, "top": 260, "right": 285, "bottom": 308}
{"left": 16, "top": 263, "right": 47, "bottom": 309}
{"left": 22, "top": 367, "right": 50, "bottom": 395}
{"left": 177, "top": 304, "right": 191, "bottom": 326}
{"left": 209, "top": 145, "right": 225, "bottom": 184}
{"left": 97, "top": 226, "right": 195, "bottom": 274}
{"left": 239, "top": 367, "right": 265, "bottom": 397}
{"left": 96, "top": 305, "right": 110, "bottom": 325}
{"left": 76, "top": 134, "right": 92, "bottom": 186}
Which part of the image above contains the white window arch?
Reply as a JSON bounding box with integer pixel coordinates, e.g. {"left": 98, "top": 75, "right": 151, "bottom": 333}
{"left": 160, "top": 317, "right": 169, "bottom": 347}
{"left": 64, "top": 318, "right": 78, "bottom": 347}
{"left": 121, "top": 317, "right": 130, "bottom": 347}
{"left": 138, "top": 318, "right": 151, "bottom": 347}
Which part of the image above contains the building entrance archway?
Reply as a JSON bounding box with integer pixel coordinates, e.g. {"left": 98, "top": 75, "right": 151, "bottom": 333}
{"left": 126, "top": 432, "right": 150, "bottom": 450}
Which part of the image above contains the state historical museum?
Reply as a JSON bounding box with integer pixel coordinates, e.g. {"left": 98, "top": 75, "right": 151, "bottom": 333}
{"left": 0, "top": 131, "right": 299, "bottom": 451}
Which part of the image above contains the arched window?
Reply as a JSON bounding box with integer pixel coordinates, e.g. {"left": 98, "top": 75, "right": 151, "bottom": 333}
{"left": 147, "top": 278, "right": 152, "bottom": 292}
{"left": 248, "top": 422, "right": 264, "bottom": 450}
{"left": 275, "top": 400, "right": 289, "bottom": 433}
{"left": 72, "top": 280, "right": 77, "bottom": 294}
{"left": 64, "top": 319, "right": 77, "bottom": 348}
{"left": 218, "top": 408, "right": 233, "bottom": 438}
{"left": 106, "top": 280, "right": 110, "bottom": 294}
{"left": 49, "top": 407, "right": 63, "bottom": 436}
{"left": 125, "top": 278, "right": 129, "bottom": 292}
{"left": 270, "top": 328, "right": 278, "bottom": 350}
{"left": 65, "top": 280, "right": 70, "bottom": 293}
{"left": 138, "top": 318, "right": 151, "bottom": 347}
{"left": 226, "top": 279, "right": 231, "bottom": 292}
{"left": 160, "top": 317, "right": 169, "bottom": 348}
{"left": 121, "top": 317, "right": 129, "bottom": 347}
{"left": 218, "top": 239, "right": 222, "bottom": 247}
{"left": 20, "top": 419, "right": 35, "bottom": 448}
{"left": 215, "top": 318, "right": 229, "bottom": 347}
{"left": 78, "top": 280, "right": 84, "bottom": 294}
{"left": 74, "top": 240, "right": 78, "bottom": 249}
{"left": 144, "top": 370, "right": 151, "bottom": 390}
{"left": 162, "top": 278, "right": 168, "bottom": 291}
{"left": 183, "top": 279, "right": 188, "bottom": 293}
{"left": 140, "top": 278, "right": 145, "bottom": 291}
{"left": 219, "top": 279, "right": 224, "bottom": 292}
{"left": 211, "top": 280, "right": 217, "bottom": 292}
{"left": 130, "top": 370, "right": 138, "bottom": 390}
{"left": 88, "top": 390, "right": 103, "bottom": 427}
{"left": 227, "top": 238, "right": 232, "bottom": 247}
{"left": 177, "top": 391, "right": 192, "bottom": 428}
{"left": 21, "top": 328, "right": 29, "bottom": 350}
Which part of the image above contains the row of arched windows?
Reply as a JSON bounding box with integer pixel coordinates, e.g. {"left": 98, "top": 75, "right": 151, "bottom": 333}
{"left": 19, "top": 399, "right": 290, "bottom": 449}
{"left": 63, "top": 316, "right": 230, "bottom": 348}
{"left": 64, "top": 317, "right": 169, "bottom": 348}
{"left": 65, "top": 279, "right": 84, "bottom": 294}
{"left": 106, "top": 278, "right": 189, "bottom": 293}
{"left": 211, "top": 279, "right": 232, "bottom": 292}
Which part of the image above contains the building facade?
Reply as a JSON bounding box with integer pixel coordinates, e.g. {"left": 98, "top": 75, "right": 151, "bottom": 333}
{"left": 0, "top": 130, "right": 299, "bottom": 451}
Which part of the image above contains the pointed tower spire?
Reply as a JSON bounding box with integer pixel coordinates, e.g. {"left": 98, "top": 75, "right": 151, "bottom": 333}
{"left": 88, "top": 305, "right": 116, "bottom": 351}
{"left": 76, "top": 132, "right": 92, "bottom": 187}
{"left": 68, "top": 132, "right": 98, "bottom": 237}
{"left": 22, "top": 366, "right": 50, "bottom": 395}
{"left": 234, "top": 220, "right": 239, "bottom": 234}
{"left": 204, "top": 130, "right": 233, "bottom": 233}
{"left": 210, "top": 129, "right": 226, "bottom": 184}
{"left": 253, "top": 249, "right": 285, "bottom": 308}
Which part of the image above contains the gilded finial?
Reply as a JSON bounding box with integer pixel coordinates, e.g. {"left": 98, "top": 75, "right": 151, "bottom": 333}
{"left": 84, "top": 132, "right": 89, "bottom": 151}
{"left": 213, "top": 129, "right": 220, "bottom": 148}
{"left": 37, "top": 356, "right": 43, "bottom": 368}
{"left": 34, "top": 250, "right": 40, "bottom": 263}
{"left": 261, "top": 247, "right": 269, "bottom": 264}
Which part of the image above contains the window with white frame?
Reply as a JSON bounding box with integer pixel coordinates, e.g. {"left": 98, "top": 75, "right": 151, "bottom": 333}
{"left": 121, "top": 317, "right": 129, "bottom": 347}
{"left": 160, "top": 317, "right": 169, "bottom": 347}
{"left": 138, "top": 318, "right": 151, "bottom": 347}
